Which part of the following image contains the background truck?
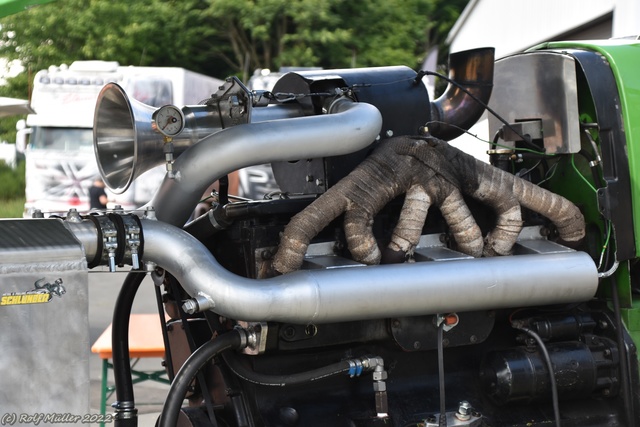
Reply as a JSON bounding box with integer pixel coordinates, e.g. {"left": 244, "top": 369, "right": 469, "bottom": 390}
{"left": 16, "top": 60, "right": 223, "bottom": 216}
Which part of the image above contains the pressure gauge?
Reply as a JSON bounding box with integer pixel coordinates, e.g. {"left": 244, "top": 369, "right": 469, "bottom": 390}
{"left": 152, "top": 105, "right": 185, "bottom": 137}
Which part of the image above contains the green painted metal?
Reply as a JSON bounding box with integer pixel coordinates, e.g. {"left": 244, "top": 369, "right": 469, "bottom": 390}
{"left": 532, "top": 39, "right": 640, "bottom": 257}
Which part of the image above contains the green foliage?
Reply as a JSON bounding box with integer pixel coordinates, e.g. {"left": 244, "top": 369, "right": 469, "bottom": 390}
{"left": 0, "top": 196, "right": 25, "bottom": 218}
{"left": 206, "top": 0, "right": 468, "bottom": 80}
{"left": 0, "top": 159, "right": 25, "bottom": 200}
{"left": 0, "top": 0, "right": 233, "bottom": 77}
{"left": 0, "top": 0, "right": 468, "bottom": 85}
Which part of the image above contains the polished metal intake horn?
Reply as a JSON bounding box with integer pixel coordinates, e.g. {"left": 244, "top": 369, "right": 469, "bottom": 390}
{"left": 92, "top": 83, "right": 221, "bottom": 193}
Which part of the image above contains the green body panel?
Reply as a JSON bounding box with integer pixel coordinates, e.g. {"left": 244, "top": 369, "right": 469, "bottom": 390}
{"left": 533, "top": 40, "right": 640, "bottom": 257}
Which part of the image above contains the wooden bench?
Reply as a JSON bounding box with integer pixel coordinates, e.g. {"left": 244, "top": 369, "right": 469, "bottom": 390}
{"left": 91, "top": 314, "right": 170, "bottom": 422}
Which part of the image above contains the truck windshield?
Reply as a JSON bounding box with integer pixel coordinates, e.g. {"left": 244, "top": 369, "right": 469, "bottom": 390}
{"left": 30, "top": 127, "right": 93, "bottom": 152}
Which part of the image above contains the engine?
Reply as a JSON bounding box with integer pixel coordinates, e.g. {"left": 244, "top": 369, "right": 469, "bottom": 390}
{"left": 3, "top": 40, "right": 640, "bottom": 427}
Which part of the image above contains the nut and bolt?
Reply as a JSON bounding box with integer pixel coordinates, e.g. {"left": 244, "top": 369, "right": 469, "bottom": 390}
{"left": 455, "top": 401, "right": 472, "bottom": 421}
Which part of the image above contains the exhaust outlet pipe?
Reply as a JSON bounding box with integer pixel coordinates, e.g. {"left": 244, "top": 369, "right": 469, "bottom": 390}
{"left": 429, "top": 47, "right": 495, "bottom": 141}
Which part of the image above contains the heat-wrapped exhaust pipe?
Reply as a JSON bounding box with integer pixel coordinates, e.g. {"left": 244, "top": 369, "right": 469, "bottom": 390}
{"left": 150, "top": 98, "right": 383, "bottom": 226}
{"left": 72, "top": 218, "right": 594, "bottom": 324}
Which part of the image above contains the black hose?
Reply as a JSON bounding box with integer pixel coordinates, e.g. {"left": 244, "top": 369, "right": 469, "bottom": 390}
{"left": 112, "top": 271, "right": 146, "bottom": 427}
{"left": 158, "top": 330, "right": 247, "bottom": 427}
{"left": 222, "top": 351, "right": 352, "bottom": 387}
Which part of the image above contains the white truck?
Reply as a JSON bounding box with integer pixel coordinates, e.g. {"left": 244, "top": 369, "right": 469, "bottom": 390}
{"left": 16, "top": 60, "right": 223, "bottom": 216}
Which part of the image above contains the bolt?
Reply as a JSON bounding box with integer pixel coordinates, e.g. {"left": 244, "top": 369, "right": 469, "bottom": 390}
{"left": 182, "top": 299, "right": 198, "bottom": 314}
{"left": 283, "top": 326, "right": 296, "bottom": 339}
{"left": 261, "top": 249, "right": 273, "bottom": 260}
{"left": 304, "top": 324, "right": 318, "bottom": 337}
{"left": 385, "top": 130, "right": 394, "bottom": 137}
{"left": 392, "top": 319, "right": 401, "bottom": 328}
{"left": 305, "top": 174, "right": 314, "bottom": 182}
{"left": 413, "top": 341, "right": 421, "bottom": 350}
{"left": 603, "top": 348, "right": 612, "bottom": 357}
{"left": 470, "top": 335, "right": 478, "bottom": 343}
{"left": 598, "top": 320, "right": 609, "bottom": 329}
{"left": 315, "top": 178, "right": 324, "bottom": 187}
{"left": 455, "top": 401, "right": 472, "bottom": 421}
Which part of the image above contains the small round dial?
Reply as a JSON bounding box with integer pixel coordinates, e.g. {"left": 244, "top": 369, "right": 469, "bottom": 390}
{"left": 152, "top": 105, "right": 185, "bottom": 137}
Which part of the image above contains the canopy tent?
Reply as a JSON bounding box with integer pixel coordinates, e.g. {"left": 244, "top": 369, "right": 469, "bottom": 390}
{"left": 0, "top": 96, "right": 33, "bottom": 117}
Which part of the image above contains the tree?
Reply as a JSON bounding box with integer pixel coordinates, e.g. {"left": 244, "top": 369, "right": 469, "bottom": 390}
{"left": 206, "top": 0, "right": 468, "bottom": 81}
{"left": 0, "top": 0, "right": 234, "bottom": 141}
{"left": 0, "top": 0, "right": 468, "bottom": 140}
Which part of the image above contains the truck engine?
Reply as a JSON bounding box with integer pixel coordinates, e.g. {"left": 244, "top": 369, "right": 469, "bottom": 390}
{"left": 1, "top": 39, "right": 639, "bottom": 426}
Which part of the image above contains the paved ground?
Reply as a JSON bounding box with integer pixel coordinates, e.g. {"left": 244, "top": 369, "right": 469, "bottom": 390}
{"left": 88, "top": 269, "right": 168, "bottom": 426}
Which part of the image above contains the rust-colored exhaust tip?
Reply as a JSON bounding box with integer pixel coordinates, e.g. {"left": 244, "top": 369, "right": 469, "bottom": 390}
{"left": 429, "top": 47, "right": 495, "bottom": 141}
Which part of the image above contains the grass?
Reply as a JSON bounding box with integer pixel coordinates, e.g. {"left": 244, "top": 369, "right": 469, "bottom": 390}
{"left": 0, "top": 197, "right": 25, "bottom": 218}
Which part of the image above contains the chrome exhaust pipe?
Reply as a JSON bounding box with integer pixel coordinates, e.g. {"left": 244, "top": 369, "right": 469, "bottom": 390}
{"left": 138, "top": 219, "right": 597, "bottom": 324}
{"left": 65, "top": 215, "right": 597, "bottom": 324}
{"left": 429, "top": 47, "right": 495, "bottom": 140}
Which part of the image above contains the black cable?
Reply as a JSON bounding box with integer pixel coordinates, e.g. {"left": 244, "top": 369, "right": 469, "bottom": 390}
{"left": 158, "top": 330, "right": 246, "bottom": 427}
{"left": 154, "top": 283, "right": 175, "bottom": 382}
{"left": 610, "top": 275, "right": 634, "bottom": 426}
{"left": 111, "top": 271, "right": 145, "bottom": 427}
{"left": 513, "top": 326, "right": 561, "bottom": 427}
{"left": 221, "top": 351, "right": 352, "bottom": 387}
{"left": 167, "top": 277, "right": 218, "bottom": 425}
{"left": 437, "top": 322, "right": 447, "bottom": 427}
{"left": 415, "top": 70, "right": 542, "bottom": 153}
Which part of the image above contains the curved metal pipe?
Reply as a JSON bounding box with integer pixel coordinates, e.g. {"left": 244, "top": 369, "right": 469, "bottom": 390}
{"left": 131, "top": 219, "right": 598, "bottom": 324}
{"left": 429, "top": 47, "right": 495, "bottom": 141}
{"left": 149, "top": 98, "right": 383, "bottom": 226}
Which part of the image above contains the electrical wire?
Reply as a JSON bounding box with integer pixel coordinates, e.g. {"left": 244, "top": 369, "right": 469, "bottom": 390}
{"left": 424, "top": 120, "right": 549, "bottom": 155}
{"left": 437, "top": 321, "right": 447, "bottom": 427}
{"left": 570, "top": 154, "right": 597, "bottom": 193}
{"left": 535, "top": 161, "right": 559, "bottom": 187}
{"left": 512, "top": 325, "right": 561, "bottom": 427}
{"left": 415, "top": 70, "right": 543, "bottom": 152}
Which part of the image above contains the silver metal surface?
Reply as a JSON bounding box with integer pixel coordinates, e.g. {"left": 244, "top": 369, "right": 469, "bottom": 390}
{"left": 94, "top": 83, "right": 224, "bottom": 193}
{"left": 133, "top": 219, "right": 598, "bottom": 324}
{"left": 150, "top": 98, "right": 383, "bottom": 225}
{"left": 488, "top": 51, "right": 581, "bottom": 154}
{"left": 94, "top": 82, "right": 305, "bottom": 195}
{"left": 0, "top": 219, "right": 89, "bottom": 414}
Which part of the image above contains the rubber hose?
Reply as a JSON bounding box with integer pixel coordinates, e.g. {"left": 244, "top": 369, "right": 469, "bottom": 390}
{"left": 158, "top": 330, "right": 246, "bottom": 427}
{"left": 112, "top": 271, "right": 145, "bottom": 426}
{"left": 222, "top": 351, "right": 352, "bottom": 387}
